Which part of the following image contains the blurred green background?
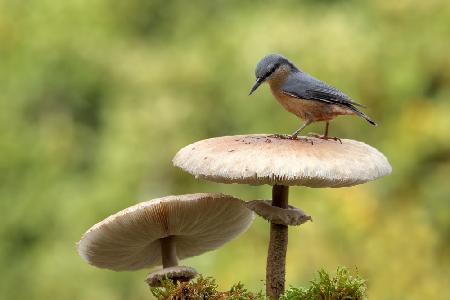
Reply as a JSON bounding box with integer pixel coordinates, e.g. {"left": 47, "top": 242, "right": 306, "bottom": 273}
{"left": 1, "top": 0, "right": 449, "bottom": 299}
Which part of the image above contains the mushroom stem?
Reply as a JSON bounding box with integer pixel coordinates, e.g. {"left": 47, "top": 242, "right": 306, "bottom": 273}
{"left": 160, "top": 236, "right": 178, "bottom": 268}
{"left": 266, "top": 184, "right": 289, "bottom": 299}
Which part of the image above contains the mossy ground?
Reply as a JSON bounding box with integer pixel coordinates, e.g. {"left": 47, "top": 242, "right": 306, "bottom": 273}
{"left": 150, "top": 276, "right": 265, "bottom": 300}
{"left": 280, "top": 267, "right": 367, "bottom": 300}
{"left": 150, "top": 267, "right": 367, "bottom": 300}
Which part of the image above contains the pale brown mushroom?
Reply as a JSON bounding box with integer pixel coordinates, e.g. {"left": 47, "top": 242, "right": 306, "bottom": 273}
{"left": 77, "top": 193, "right": 253, "bottom": 287}
{"left": 173, "top": 134, "right": 391, "bottom": 299}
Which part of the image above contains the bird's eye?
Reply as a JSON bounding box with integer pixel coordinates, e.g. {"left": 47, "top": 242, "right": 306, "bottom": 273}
{"left": 271, "top": 64, "right": 280, "bottom": 72}
{"left": 268, "top": 64, "right": 278, "bottom": 75}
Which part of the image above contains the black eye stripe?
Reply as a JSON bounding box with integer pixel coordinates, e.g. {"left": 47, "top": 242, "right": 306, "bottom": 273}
{"left": 270, "top": 64, "right": 279, "bottom": 73}
{"left": 262, "top": 63, "right": 280, "bottom": 80}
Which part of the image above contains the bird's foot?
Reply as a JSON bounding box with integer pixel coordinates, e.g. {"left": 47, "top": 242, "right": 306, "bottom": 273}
{"left": 291, "top": 134, "right": 314, "bottom": 144}
{"left": 268, "top": 134, "right": 314, "bottom": 144}
{"left": 308, "top": 133, "right": 342, "bottom": 144}
{"left": 268, "top": 133, "right": 291, "bottom": 140}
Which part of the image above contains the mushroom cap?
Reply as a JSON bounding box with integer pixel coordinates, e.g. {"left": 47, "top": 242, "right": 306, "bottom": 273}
{"left": 77, "top": 193, "right": 253, "bottom": 271}
{"left": 173, "top": 134, "right": 392, "bottom": 188}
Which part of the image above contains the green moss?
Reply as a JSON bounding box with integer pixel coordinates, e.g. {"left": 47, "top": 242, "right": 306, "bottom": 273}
{"left": 281, "top": 267, "right": 367, "bottom": 300}
{"left": 150, "top": 276, "right": 265, "bottom": 300}
{"left": 150, "top": 268, "right": 366, "bottom": 299}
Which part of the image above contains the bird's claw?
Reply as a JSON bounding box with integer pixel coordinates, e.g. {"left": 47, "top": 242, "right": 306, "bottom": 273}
{"left": 290, "top": 135, "right": 314, "bottom": 144}
{"left": 268, "top": 133, "right": 291, "bottom": 140}
{"left": 307, "top": 133, "right": 342, "bottom": 144}
{"left": 268, "top": 134, "right": 314, "bottom": 144}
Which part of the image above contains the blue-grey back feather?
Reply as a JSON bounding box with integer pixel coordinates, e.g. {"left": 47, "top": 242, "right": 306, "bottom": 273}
{"left": 281, "top": 72, "right": 376, "bottom": 126}
{"left": 281, "top": 72, "right": 364, "bottom": 107}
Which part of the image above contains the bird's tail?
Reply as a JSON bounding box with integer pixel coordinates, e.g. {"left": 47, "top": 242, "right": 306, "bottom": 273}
{"left": 349, "top": 106, "right": 377, "bottom": 126}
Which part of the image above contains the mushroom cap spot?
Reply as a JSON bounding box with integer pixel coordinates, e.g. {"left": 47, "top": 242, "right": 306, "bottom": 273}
{"left": 145, "top": 266, "right": 197, "bottom": 287}
{"left": 77, "top": 193, "right": 253, "bottom": 271}
{"left": 173, "top": 134, "right": 392, "bottom": 187}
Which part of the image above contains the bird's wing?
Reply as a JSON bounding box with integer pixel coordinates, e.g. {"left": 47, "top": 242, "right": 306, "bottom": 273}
{"left": 281, "top": 72, "right": 376, "bottom": 126}
{"left": 281, "top": 72, "right": 366, "bottom": 108}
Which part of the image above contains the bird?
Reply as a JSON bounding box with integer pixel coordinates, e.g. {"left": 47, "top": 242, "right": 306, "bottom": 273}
{"left": 249, "top": 54, "right": 376, "bottom": 140}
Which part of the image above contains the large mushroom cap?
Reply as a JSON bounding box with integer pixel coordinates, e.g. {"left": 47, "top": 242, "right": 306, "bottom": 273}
{"left": 78, "top": 193, "right": 253, "bottom": 271}
{"left": 173, "top": 135, "right": 392, "bottom": 188}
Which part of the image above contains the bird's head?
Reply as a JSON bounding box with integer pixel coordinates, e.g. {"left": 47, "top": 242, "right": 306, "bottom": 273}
{"left": 249, "top": 54, "right": 298, "bottom": 95}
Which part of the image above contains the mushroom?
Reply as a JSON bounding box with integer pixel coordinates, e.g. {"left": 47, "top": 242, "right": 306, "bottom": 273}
{"left": 173, "top": 134, "right": 392, "bottom": 299}
{"left": 77, "top": 193, "right": 253, "bottom": 287}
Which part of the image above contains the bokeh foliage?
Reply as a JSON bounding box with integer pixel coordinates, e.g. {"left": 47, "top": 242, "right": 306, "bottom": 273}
{"left": 1, "top": 0, "right": 449, "bottom": 299}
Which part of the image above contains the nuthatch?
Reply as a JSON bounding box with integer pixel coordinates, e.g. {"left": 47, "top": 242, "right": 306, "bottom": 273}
{"left": 249, "top": 54, "right": 376, "bottom": 140}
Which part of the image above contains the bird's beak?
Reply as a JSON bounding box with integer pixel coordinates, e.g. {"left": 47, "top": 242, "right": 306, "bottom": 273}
{"left": 249, "top": 77, "right": 264, "bottom": 95}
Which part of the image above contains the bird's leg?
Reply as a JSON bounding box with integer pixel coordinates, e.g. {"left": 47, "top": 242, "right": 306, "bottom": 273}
{"left": 308, "top": 122, "right": 342, "bottom": 143}
{"left": 323, "top": 122, "right": 341, "bottom": 143}
{"left": 324, "top": 121, "right": 329, "bottom": 137}
{"left": 291, "top": 120, "right": 312, "bottom": 140}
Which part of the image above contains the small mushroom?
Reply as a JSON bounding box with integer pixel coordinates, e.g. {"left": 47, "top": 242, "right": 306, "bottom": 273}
{"left": 173, "top": 134, "right": 391, "bottom": 299}
{"left": 146, "top": 266, "right": 197, "bottom": 287}
{"left": 77, "top": 193, "right": 253, "bottom": 287}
